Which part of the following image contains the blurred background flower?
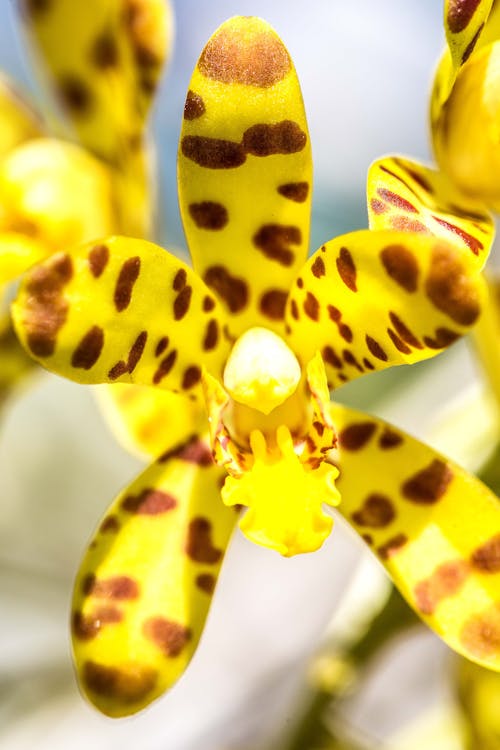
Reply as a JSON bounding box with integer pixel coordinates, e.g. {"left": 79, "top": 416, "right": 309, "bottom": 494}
{"left": 1, "top": 1, "right": 489, "bottom": 748}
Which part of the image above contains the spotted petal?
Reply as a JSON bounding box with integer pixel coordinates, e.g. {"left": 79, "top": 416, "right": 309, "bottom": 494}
{"left": 21, "top": 0, "right": 172, "bottom": 163}
{"left": 367, "top": 156, "right": 494, "bottom": 269}
{"left": 71, "top": 434, "right": 236, "bottom": 717}
{"left": 12, "top": 236, "right": 231, "bottom": 394}
{"left": 284, "top": 230, "right": 486, "bottom": 388}
{"left": 444, "top": 0, "right": 494, "bottom": 71}
{"left": 21, "top": 0, "right": 173, "bottom": 236}
{"left": 331, "top": 402, "right": 500, "bottom": 671}
{"left": 97, "top": 383, "right": 207, "bottom": 459}
{"left": 178, "top": 16, "right": 312, "bottom": 336}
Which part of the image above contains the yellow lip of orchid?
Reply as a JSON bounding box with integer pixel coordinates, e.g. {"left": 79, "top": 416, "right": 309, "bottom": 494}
{"left": 10, "top": 14, "right": 500, "bottom": 718}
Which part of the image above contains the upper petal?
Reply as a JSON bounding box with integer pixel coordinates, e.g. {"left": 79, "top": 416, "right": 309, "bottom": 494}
{"left": 284, "top": 229, "right": 486, "bottom": 388}
{"left": 367, "top": 155, "right": 494, "bottom": 270}
{"left": 178, "top": 16, "right": 312, "bottom": 336}
{"left": 12, "top": 236, "right": 231, "bottom": 393}
{"left": 71, "top": 434, "right": 236, "bottom": 716}
{"left": 332, "top": 402, "right": 500, "bottom": 672}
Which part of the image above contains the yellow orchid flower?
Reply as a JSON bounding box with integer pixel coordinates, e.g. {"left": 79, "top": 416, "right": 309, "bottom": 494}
{"left": 11, "top": 16, "right": 500, "bottom": 718}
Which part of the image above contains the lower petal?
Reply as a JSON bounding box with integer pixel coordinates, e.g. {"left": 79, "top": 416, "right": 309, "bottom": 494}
{"left": 331, "top": 402, "right": 500, "bottom": 672}
{"left": 71, "top": 434, "right": 237, "bottom": 717}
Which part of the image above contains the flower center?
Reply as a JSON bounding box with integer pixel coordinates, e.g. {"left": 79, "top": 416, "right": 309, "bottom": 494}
{"left": 202, "top": 329, "right": 340, "bottom": 556}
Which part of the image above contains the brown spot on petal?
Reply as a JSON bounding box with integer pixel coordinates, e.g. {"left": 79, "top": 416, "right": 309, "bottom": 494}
{"left": 126, "top": 330, "right": 147, "bottom": 373}
{"left": 447, "top": 0, "right": 482, "bottom": 34}
{"left": 72, "top": 606, "right": 123, "bottom": 641}
{"left": 377, "top": 533, "right": 408, "bottom": 560}
{"left": 259, "top": 289, "right": 288, "bottom": 320}
{"left": 203, "top": 319, "right": 219, "bottom": 350}
{"left": 311, "top": 256, "right": 326, "bottom": 278}
{"left": 173, "top": 268, "right": 187, "bottom": 292}
{"left": 432, "top": 216, "right": 483, "bottom": 256}
{"left": 181, "top": 136, "right": 246, "bottom": 169}
{"left": 388, "top": 311, "right": 422, "bottom": 349}
{"left": 24, "top": 0, "right": 51, "bottom": 15}
{"left": 158, "top": 436, "right": 214, "bottom": 466}
{"left": 114, "top": 257, "right": 140, "bottom": 311}
{"left": 336, "top": 247, "right": 357, "bottom": 292}
{"left": 351, "top": 493, "right": 395, "bottom": 528}
{"left": 189, "top": 201, "right": 228, "bottom": 230}
{"left": 173, "top": 285, "right": 192, "bottom": 320}
{"left": 143, "top": 617, "right": 191, "bottom": 657}
{"left": 471, "top": 534, "right": 500, "bottom": 573}
{"left": 203, "top": 265, "right": 248, "bottom": 313}
{"left": 379, "top": 427, "right": 403, "bottom": 449}
{"left": 121, "top": 488, "right": 177, "bottom": 514}
{"left": 198, "top": 24, "right": 291, "bottom": 87}
{"left": 100, "top": 515, "right": 120, "bottom": 533}
{"left": 339, "top": 422, "right": 377, "bottom": 450}
{"left": 461, "top": 22, "right": 484, "bottom": 63}
{"left": 186, "top": 517, "right": 222, "bottom": 564}
{"left": 242, "top": 121, "right": 306, "bottom": 156}
{"left": 423, "top": 327, "right": 461, "bottom": 349}
{"left": 83, "top": 660, "right": 158, "bottom": 703}
{"left": 90, "top": 576, "right": 140, "bottom": 600}
{"left": 277, "top": 181, "right": 309, "bottom": 202}
{"left": 253, "top": 224, "right": 301, "bottom": 267}
{"left": 196, "top": 573, "right": 216, "bottom": 594}
{"left": 91, "top": 32, "right": 119, "bottom": 68}
{"left": 377, "top": 188, "right": 418, "bottom": 213}
{"left": 380, "top": 245, "right": 419, "bottom": 292}
{"left": 184, "top": 89, "right": 206, "bottom": 119}
{"left": 388, "top": 329, "right": 412, "bottom": 354}
{"left": 58, "top": 75, "right": 91, "bottom": 113}
{"left": 365, "top": 335, "right": 388, "bottom": 362}
{"left": 203, "top": 295, "right": 215, "bottom": 312}
{"left": 71, "top": 326, "right": 104, "bottom": 369}
{"left": 402, "top": 459, "right": 453, "bottom": 504}
{"left": 24, "top": 254, "right": 73, "bottom": 357}
{"left": 425, "top": 244, "right": 480, "bottom": 326}
{"left": 152, "top": 349, "right": 177, "bottom": 385}
{"left": 414, "top": 559, "right": 470, "bottom": 615}
{"left": 182, "top": 366, "right": 202, "bottom": 390}
{"left": 303, "top": 292, "right": 320, "bottom": 321}
{"left": 322, "top": 345, "right": 343, "bottom": 369}
{"left": 88, "top": 243, "right": 109, "bottom": 277}
{"left": 460, "top": 604, "right": 500, "bottom": 658}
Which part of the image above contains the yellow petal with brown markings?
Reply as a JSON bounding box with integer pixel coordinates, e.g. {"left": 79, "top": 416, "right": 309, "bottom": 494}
{"left": 12, "top": 236, "right": 231, "bottom": 394}
{"left": 178, "top": 17, "right": 312, "bottom": 337}
{"left": 332, "top": 402, "right": 500, "bottom": 672}
{"left": 284, "top": 229, "right": 485, "bottom": 389}
{"left": 72, "top": 433, "right": 236, "bottom": 716}
{"left": 367, "top": 156, "right": 494, "bottom": 270}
